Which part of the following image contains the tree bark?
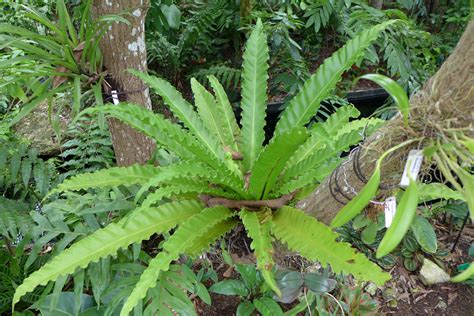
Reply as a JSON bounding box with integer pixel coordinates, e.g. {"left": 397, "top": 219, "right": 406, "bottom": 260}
{"left": 369, "top": 0, "right": 384, "bottom": 9}
{"left": 93, "top": 0, "right": 155, "bottom": 166}
{"left": 297, "top": 21, "right": 474, "bottom": 224}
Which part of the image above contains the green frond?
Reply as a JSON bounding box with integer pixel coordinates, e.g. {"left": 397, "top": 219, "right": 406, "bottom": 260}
{"left": 418, "top": 183, "right": 465, "bottom": 202}
{"left": 240, "top": 18, "right": 269, "bottom": 171}
{"left": 334, "top": 117, "right": 384, "bottom": 138}
{"left": 250, "top": 128, "right": 308, "bottom": 199}
{"left": 13, "top": 200, "right": 203, "bottom": 309}
{"left": 120, "top": 206, "right": 235, "bottom": 316}
{"left": 134, "top": 161, "right": 211, "bottom": 203}
{"left": 317, "top": 105, "right": 361, "bottom": 137}
{"left": 272, "top": 206, "right": 391, "bottom": 285}
{"left": 50, "top": 164, "right": 160, "bottom": 195}
{"left": 140, "top": 184, "right": 240, "bottom": 209}
{"left": 240, "top": 210, "right": 280, "bottom": 296}
{"left": 275, "top": 159, "right": 342, "bottom": 196}
{"left": 186, "top": 219, "right": 238, "bottom": 258}
{"left": 285, "top": 137, "right": 326, "bottom": 169}
{"left": 129, "top": 71, "right": 229, "bottom": 170}
{"left": 282, "top": 146, "right": 335, "bottom": 182}
{"left": 208, "top": 75, "right": 241, "bottom": 151}
{"left": 94, "top": 104, "right": 244, "bottom": 185}
{"left": 275, "top": 21, "right": 396, "bottom": 135}
{"left": 93, "top": 104, "right": 201, "bottom": 160}
{"left": 191, "top": 78, "right": 228, "bottom": 148}
{"left": 0, "top": 197, "right": 33, "bottom": 238}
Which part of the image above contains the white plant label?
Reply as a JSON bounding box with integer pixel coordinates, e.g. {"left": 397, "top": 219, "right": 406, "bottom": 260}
{"left": 384, "top": 196, "right": 397, "bottom": 228}
{"left": 400, "top": 149, "right": 423, "bottom": 188}
{"left": 111, "top": 90, "right": 120, "bottom": 105}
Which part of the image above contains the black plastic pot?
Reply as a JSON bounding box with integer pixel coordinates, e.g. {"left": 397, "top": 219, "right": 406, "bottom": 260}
{"left": 233, "top": 88, "right": 389, "bottom": 140}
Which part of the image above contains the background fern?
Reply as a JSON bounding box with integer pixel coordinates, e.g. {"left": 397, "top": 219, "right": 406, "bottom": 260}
{"left": 59, "top": 114, "right": 115, "bottom": 178}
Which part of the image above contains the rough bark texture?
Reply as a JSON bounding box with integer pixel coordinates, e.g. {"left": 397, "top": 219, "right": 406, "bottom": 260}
{"left": 297, "top": 21, "right": 474, "bottom": 225}
{"left": 93, "top": 0, "right": 155, "bottom": 166}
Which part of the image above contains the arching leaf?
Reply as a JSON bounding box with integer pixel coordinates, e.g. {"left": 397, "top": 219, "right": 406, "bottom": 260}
{"left": 208, "top": 75, "right": 241, "bottom": 150}
{"left": 13, "top": 200, "right": 204, "bottom": 309}
{"left": 272, "top": 206, "right": 390, "bottom": 285}
{"left": 120, "top": 206, "right": 235, "bottom": 315}
{"left": 240, "top": 210, "right": 280, "bottom": 296}
{"left": 275, "top": 20, "right": 396, "bottom": 135}
{"left": 240, "top": 18, "right": 269, "bottom": 171}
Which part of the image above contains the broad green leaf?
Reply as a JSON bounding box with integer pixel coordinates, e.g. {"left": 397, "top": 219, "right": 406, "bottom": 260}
{"left": 13, "top": 200, "right": 203, "bottom": 308}
{"left": 273, "top": 207, "right": 390, "bottom": 285}
{"left": 209, "top": 280, "right": 248, "bottom": 297}
{"left": 377, "top": 179, "right": 419, "bottom": 258}
{"left": 359, "top": 74, "right": 409, "bottom": 126}
{"left": 240, "top": 18, "right": 269, "bottom": 171}
{"left": 250, "top": 128, "right": 308, "bottom": 199}
{"left": 240, "top": 210, "right": 280, "bottom": 296}
{"left": 304, "top": 273, "right": 336, "bottom": 294}
{"left": 236, "top": 301, "right": 255, "bottom": 316}
{"left": 418, "top": 183, "right": 465, "bottom": 202}
{"left": 411, "top": 216, "right": 437, "bottom": 253}
{"left": 361, "top": 221, "right": 378, "bottom": 245}
{"left": 254, "top": 297, "right": 283, "bottom": 316}
{"left": 275, "top": 21, "right": 396, "bottom": 135}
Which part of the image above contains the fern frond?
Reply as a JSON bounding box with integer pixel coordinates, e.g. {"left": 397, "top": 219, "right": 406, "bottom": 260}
{"left": 50, "top": 164, "right": 159, "bottom": 195}
{"left": 208, "top": 75, "right": 241, "bottom": 151}
{"left": 282, "top": 146, "right": 336, "bottom": 182}
{"left": 134, "top": 161, "right": 210, "bottom": 203}
{"left": 240, "top": 19, "right": 269, "bottom": 171}
{"left": 272, "top": 206, "right": 391, "bottom": 285}
{"left": 130, "top": 71, "right": 229, "bottom": 171}
{"left": 13, "top": 200, "right": 203, "bottom": 308}
{"left": 95, "top": 104, "right": 244, "bottom": 186}
{"left": 120, "top": 206, "right": 235, "bottom": 316}
{"left": 240, "top": 210, "right": 280, "bottom": 296}
{"left": 250, "top": 128, "right": 308, "bottom": 199}
{"left": 192, "top": 64, "right": 241, "bottom": 89}
{"left": 317, "top": 105, "right": 360, "bottom": 137}
{"left": 140, "top": 184, "right": 240, "bottom": 209}
{"left": 285, "top": 137, "right": 326, "bottom": 169}
{"left": 275, "top": 159, "right": 342, "bottom": 196}
{"left": 186, "top": 219, "right": 238, "bottom": 258}
{"left": 334, "top": 117, "right": 384, "bottom": 138}
{"left": 191, "top": 78, "right": 228, "bottom": 147}
{"left": 275, "top": 21, "right": 396, "bottom": 135}
{"left": 94, "top": 104, "right": 201, "bottom": 160}
{"left": 0, "top": 197, "right": 33, "bottom": 238}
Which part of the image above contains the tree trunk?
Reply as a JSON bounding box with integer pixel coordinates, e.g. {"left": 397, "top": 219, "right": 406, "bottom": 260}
{"left": 93, "top": 0, "right": 155, "bottom": 166}
{"left": 297, "top": 21, "right": 474, "bottom": 224}
{"left": 369, "top": 0, "right": 384, "bottom": 9}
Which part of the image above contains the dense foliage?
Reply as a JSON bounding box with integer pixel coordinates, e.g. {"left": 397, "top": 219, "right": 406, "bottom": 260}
{"left": 0, "top": 1, "right": 472, "bottom": 315}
